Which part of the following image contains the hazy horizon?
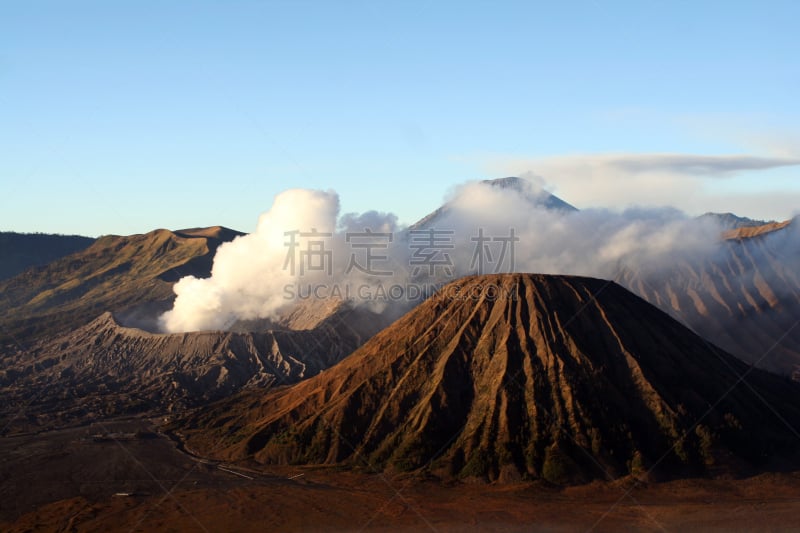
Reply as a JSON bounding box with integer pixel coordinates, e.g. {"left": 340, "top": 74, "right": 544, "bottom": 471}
{"left": 2, "top": 175, "right": 798, "bottom": 239}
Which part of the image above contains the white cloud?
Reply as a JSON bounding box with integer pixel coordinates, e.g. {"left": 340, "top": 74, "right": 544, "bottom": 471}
{"left": 482, "top": 153, "right": 800, "bottom": 220}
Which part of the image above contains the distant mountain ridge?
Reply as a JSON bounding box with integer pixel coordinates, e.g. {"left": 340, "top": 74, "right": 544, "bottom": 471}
{"left": 0, "top": 232, "right": 95, "bottom": 281}
{"left": 699, "top": 212, "right": 771, "bottom": 229}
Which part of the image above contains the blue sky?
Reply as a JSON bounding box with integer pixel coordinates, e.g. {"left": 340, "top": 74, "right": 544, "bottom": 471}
{"left": 2, "top": 1, "right": 799, "bottom": 236}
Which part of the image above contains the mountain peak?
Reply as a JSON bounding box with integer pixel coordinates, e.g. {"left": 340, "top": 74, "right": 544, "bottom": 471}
{"left": 182, "top": 273, "right": 800, "bottom": 484}
{"left": 481, "top": 176, "right": 529, "bottom": 190}
{"left": 482, "top": 176, "right": 577, "bottom": 211}
{"left": 175, "top": 226, "right": 244, "bottom": 241}
{"left": 411, "top": 177, "right": 576, "bottom": 230}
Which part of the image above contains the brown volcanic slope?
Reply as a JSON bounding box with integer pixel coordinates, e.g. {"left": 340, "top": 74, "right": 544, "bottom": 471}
{"left": 0, "top": 304, "right": 384, "bottom": 433}
{"left": 182, "top": 274, "right": 800, "bottom": 485}
{"left": 0, "top": 226, "right": 243, "bottom": 342}
{"left": 619, "top": 217, "right": 800, "bottom": 376}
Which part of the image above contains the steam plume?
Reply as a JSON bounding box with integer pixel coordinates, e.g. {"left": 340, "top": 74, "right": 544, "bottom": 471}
{"left": 160, "top": 178, "right": 727, "bottom": 333}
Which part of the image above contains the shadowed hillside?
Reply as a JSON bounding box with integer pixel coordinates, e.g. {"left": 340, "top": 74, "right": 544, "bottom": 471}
{"left": 0, "top": 232, "right": 94, "bottom": 281}
{"left": 620, "top": 217, "right": 800, "bottom": 376}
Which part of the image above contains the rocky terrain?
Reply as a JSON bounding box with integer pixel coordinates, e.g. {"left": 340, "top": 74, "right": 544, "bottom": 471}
{"left": 6, "top": 461, "right": 800, "bottom": 531}
{"left": 0, "top": 302, "right": 389, "bottom": 433}
{"left": 180, "top": 274, "right": 800, "bottom": 484}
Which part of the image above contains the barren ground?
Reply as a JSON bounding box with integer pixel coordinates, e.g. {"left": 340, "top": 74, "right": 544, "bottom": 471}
{"left": 3, "top": 418, "right": 800, "bottom": 532}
